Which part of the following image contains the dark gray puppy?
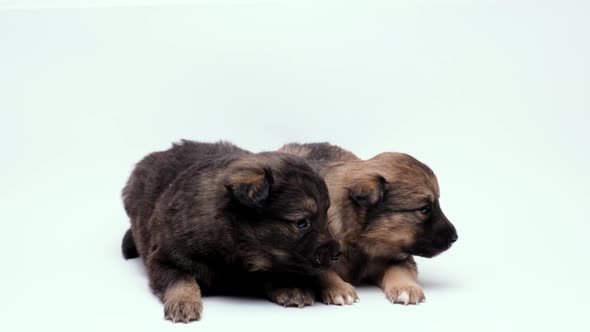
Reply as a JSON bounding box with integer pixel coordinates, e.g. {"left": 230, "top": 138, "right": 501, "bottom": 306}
{"left": 122, "top": 140, "right": 341, "bottom": 322}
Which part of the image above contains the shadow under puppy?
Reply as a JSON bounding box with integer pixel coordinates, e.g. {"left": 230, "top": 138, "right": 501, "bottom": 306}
{"left": 122, "top": 140, "right": 341, "bottom": 322}
{"left": 279, "top": 142, "right": 458, "bottom": 305}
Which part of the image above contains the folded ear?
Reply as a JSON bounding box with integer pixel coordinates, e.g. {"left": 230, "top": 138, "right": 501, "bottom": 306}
{"left": 225, "top": 167, "right": 273, "bottom": 208}
{"left": 347, "top": 174, "right": 386, "bottom": 208}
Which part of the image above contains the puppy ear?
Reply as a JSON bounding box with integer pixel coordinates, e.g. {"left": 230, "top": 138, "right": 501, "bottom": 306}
{"left": 225, "top": 168, "right": 273, "bottom": 208}
{"left": 347, "top": 174, "right": 386, "bottom": 208}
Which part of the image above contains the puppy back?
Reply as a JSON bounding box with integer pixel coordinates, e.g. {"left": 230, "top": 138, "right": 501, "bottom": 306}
{"left": 279, "top": 142, "right": 360, "bottom": 163}
{"left": 122, "top": 140, "right": 250, "bottom": 223}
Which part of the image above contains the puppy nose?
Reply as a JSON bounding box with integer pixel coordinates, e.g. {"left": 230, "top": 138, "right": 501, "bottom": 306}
{"left": 314, "top": 240, "right": 341, "bottom": 267}
{"left": 450, "top": 233, "right": 458, "bottom": 243}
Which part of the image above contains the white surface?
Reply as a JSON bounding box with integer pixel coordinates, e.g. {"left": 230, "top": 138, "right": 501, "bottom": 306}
{"left": 1, "top": 1, "right": 588, "bottom": 331}
{"left": 0, "top": 0, "right": 272, "bottom": 10}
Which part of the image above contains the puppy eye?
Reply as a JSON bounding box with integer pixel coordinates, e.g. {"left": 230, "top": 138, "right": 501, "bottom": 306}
{"left": 296, "top": 218, "right": 311, "bottom": 230}
{"left": 420, "top": 204, "right": 432, "bottom": 215}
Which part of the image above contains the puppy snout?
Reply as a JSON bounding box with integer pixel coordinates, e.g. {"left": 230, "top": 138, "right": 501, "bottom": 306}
{"left": 446, "top": 222, "right": 458, "bottom": 244}
{"left": 313, "top": 240, "right": 341, "bottom": 268}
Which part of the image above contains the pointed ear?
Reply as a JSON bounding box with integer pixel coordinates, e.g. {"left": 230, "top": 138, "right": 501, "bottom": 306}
{"left": 225, "top": 167, "right": 273, "bottom": 208}
{"left": 347, "top": 174, "right": 386, "bottom": 208}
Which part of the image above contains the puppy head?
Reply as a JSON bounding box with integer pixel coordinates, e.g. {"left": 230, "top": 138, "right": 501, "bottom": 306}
{"left": 343, "top": 152, "right": 457, "bottom": 259}
{"left": 224, "top": 152, "right": 341, "bottom": 274}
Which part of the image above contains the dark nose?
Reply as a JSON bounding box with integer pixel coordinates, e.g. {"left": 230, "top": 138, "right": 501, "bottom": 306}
{"left": 447, "top": 220, "right": 458, "bottom": 244}
{"left": 313, "top": 240, "right": 341, "bottom": 267}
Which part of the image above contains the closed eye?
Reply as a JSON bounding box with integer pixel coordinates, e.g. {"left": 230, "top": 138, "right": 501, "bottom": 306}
{"left": 392, "top": 204, "right": 432, "bottom": 214}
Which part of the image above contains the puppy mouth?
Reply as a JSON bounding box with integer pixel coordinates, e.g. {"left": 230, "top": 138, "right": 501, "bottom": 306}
{"left": 311, "top": 240, "right": 342, "bottom": 269}
{"left": 313, "top": 250, "right": 342, "bottom": 266}
{"left": 407, "top": 242, "right": 455, "bottom": 258}
{"left": 311, "top": 258, "right": 335, "bottom": 270}
{"left": 414, "top": 250, "right": 443, "bottom": 258}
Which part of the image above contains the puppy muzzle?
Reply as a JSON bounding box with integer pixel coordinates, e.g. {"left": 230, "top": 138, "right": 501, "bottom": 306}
{"left": 312, "top": 240, "right": 342, "bottom": 269}
{"left": 410, "top": 228, "right": 458, "bottom": 258}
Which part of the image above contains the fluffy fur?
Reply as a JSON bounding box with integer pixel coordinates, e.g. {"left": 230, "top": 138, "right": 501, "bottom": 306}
{"left": 279, "top": 142, "right": 458, "bottom": 305}
{"left": 122, "top": 140, "right": 341, "bottom": 322}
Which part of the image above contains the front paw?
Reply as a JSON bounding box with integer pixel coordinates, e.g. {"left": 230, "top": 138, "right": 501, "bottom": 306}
{"left": 164, "top": 299, "right": 203, "bottom": 323}
{"left": 268, "top": 287, "right": 315, "bottom": 308}
{"left": 385, "top": 284, "right": 425, "bottom": 305}
{"left": 320, "top": 281, "right": 359, "bottom": 305}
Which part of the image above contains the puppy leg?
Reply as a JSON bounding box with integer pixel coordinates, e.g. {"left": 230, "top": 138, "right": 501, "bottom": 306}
{"left": 378, "top": 257, "right": 425, "bottom": 305}
{"left": 265, "top": 275, "right": 315, "bottom": 308}
{"left": 147, "top": 258, "right": 203, "bottom": 322}
{"left": 318, "top": 269, "right": 358, "bottom": 305}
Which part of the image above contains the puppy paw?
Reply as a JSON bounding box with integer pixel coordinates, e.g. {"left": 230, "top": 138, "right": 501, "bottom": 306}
{"left": 385, "top": 283, "right": 425, "bottom": 305}
{"left": 268, "top": 287, "right": 315, "bottom": 308}
{"left": 164, "top": 299, "right": 203, "bottom": 323}
{"left": 320, "top": 281, "right": 359, "bottom": 305}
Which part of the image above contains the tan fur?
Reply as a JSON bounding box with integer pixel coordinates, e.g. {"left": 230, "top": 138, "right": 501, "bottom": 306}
{"left": 325, "top": 153, "right": 439, "bottom": 304}
{"left": 269, "top": 249, "right": 290, "bottom": 260}
{"left": 282, "top": 198, "right": 317, "bottom": 221}
{"left": 246, "top": 255, "right": 272, "bottom": 272}
{"left": 163, "top": 279, "right": 203, "bottom": 323}
{"left": 324, "top": 153, "right": 438, "bottom": 254}
{"left": 266, "top": 287, "right": 315, "bottom": 308}
{"left": 224, "top": 165, "right": 269, "bottom": 203}
{"left": 278, "top": 144, "right": 312, "bottom": 158}
{"left": 227, "top": 170, "right": 266, "bottom": 187}
{"left": 357, "top": 214, "right": 417, "bottom": 258}
{"left": 319, "top": 270, "right": 358, "bottom": 305}
{"left": 278, "top": 143, "right": 449, "bottom": 306}
{"left": 379, "top": 257, "right": 424, "bottom": 305}
{"left": 279, "top": 143, "right": 359, "bottom": 162}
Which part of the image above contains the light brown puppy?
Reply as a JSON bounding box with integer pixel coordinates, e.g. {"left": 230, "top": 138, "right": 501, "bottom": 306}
{"left": 278, "top": 143, "right": 458, "bottom": 305}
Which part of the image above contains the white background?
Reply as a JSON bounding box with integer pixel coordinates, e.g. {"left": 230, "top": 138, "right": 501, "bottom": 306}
{"left": 1, "top": 0, "right": 588, "bottom": 331}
